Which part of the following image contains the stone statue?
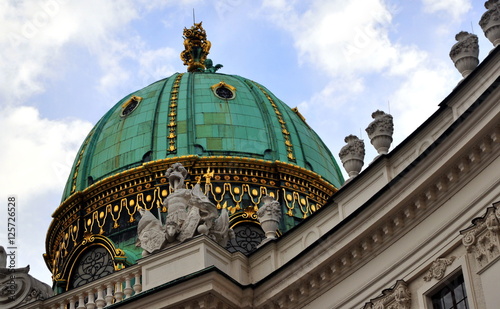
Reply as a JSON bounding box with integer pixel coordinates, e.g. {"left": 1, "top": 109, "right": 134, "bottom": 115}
{"left": 136, "top": 208, "right": 166, "bottom": 257}
{"left": 0, "top": 246, "right": 53, "bottom": 308}
{"left": 257, "top": 195, "right": 282, "bottom": 247}
{"left": 136, "top": 163, "right": 234, "bottom": 256}
{"left": 204, "top": 59, "right": 223, "bottom": 73}
{"left": 164, "top": 163, "right": 191, "bottom": 230}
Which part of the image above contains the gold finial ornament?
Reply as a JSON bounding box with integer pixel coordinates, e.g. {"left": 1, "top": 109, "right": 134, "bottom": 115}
{"left": 180, "top": 22, "right": 212, "bottom": 72}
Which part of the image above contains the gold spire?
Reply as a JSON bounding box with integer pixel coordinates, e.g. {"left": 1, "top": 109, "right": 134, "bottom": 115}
{"left": 180, "top": 22, "right": 211, "bottom": 72}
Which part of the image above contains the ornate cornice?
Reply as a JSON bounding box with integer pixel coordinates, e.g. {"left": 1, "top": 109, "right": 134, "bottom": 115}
{"left": 256, "top": 116, "right": 499, "bottom": 308}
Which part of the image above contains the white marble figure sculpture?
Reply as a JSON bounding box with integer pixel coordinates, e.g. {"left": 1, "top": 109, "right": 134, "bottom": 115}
{"left": 0, "top": 245, "right": 53, "bottom": 308}
{"left": 136, "top": 208, "right": 166, "bottom": 257}
{"left": 136, "top": 163, "right": 234, "bottom": 257}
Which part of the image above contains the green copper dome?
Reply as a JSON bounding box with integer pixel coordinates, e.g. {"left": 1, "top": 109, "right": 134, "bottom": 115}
{"left": 62, "top": 72, "right": 344, "bottom": 201}
{"left": 47, "top": 24, "right": 345, "bottom": 291}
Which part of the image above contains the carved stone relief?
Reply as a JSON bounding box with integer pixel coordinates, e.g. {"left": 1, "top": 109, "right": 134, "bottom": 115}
{"left": 423, "top": 256, "right": 456, "bottom": 281}
{"left": 363, "top": 280, "right": 411, "bottom": 309}
{"left": 461, "top": 203, "right": 500, "bottom": 269}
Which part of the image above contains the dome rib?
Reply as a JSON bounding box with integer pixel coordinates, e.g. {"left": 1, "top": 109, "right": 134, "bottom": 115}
{"left": 239, "top": 76, "right": 278, "bottom": 160}
{"left": 151, "top": 76, "right": 172, "bottom": 160}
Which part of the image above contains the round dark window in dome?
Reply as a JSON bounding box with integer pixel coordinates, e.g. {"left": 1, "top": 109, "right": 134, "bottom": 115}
{"left": 215, "top": 86, "right": 234, "bottom": 99}
{"left": 121, "top": 96, "right": 142, "bottom": 117}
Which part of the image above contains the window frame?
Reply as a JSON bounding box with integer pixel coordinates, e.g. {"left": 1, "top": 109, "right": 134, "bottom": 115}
{"left": 422, "top": 261, "right": 475, "bottom": 309}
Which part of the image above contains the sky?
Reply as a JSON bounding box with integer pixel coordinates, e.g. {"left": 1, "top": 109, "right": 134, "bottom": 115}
{"left": 0, "top": 0, "right": 494, "bottom": 285}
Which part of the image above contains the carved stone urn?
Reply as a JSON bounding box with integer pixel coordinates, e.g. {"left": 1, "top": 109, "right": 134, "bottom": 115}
{"left": 449, "top": 31, "right": 479, "bottom": 77}
{"left": 339, "top": 135, "right": 365, "bottom": 181}
{"left": 365, "top": 110, "right": 394, "bottom": 156}
{"left": 257, "top": 195, "right": 282, "bottom": 245}
{"left": 480, "top": 0, "right": 500, "bottom": 47}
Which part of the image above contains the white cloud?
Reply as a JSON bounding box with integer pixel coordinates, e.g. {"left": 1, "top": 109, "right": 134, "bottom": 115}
{"left": 422, "top": 0, "right": 472, "bottom": 21}
{"left": 139, "top": 47, "right": 178, "bottom": 84}
{"left": 389, "top": 64, "right": 457, "bottom": 142}
{"left": 260, "top": 0, "right": 397, "bottom": 76}
{"left": 0, "top": 0, "right": 142, "bottom": 102}
{"left": 0, "top": 105, "right": 92, "bottom": 283}
{"left": 387, "top": 46, "right": 428, "bottom": 76}
{"left": 0, "top": 106, "right": 92, "bottom": 198}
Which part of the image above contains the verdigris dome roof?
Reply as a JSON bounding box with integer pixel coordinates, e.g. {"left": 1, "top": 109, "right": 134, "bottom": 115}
{"left": 62, "top": 72, "right": 344, "bottom": 200}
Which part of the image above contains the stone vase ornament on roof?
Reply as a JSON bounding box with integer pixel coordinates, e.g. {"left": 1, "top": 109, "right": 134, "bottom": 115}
{"left": 257, "top": 195, "right": 282, "bottom": 247}
{"left": 449, "top": 31, "right": 480, "bottom": 78}
{"left": 480, "top": 0, "right": 500, "bottom": 47}
{"left": 339, "top": 135, "right": 365, "bottom": 182}
{"left": 365, "top": 110, "right": 394, "bottom": 157}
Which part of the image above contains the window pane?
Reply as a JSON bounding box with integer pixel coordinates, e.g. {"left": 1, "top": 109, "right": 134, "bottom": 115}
{"left": 456, "top": 300, "right": 467, "bottom": 309}
{"left": 430, "top": 273, "right": 469, "bottom": 309}
{"left": 443, "top": 291, "right": 453, "bottom": 308}
{"left": 432, "top": 299, "right": 444, "bottom": 309}
{"left": 454, "top": 283, "right": 465, "bottom": 301}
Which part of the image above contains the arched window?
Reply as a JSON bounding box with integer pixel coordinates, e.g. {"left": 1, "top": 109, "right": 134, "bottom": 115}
{"left": 226, "top": 222, "right": 265, "bottom": 255}
{"left": 70, "top": 246, "right": 115, "bottom": 289}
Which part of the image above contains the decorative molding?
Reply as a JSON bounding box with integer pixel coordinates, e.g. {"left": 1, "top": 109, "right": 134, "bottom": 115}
{"left": 363, "top": 280, "right": 411, "bottom": 309}
{"left": 461, "top": 202, "right": 500, "bottom": 270}
{"left": 423, "top": 256, "right": 456, "bottom": 281}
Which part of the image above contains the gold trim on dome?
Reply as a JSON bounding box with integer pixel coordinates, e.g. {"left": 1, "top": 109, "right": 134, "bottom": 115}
{"left": 121, "top": 95, "right": 142, "bottom": 108}
{"left": 210, "top": 81, "right": 237, "bottom": 100}
{"left": 253, "top": 82, "right": 296, "bottom": 162}
{"left": 120, "top": 96, "right": 143, "bottom": 118}
{"left": 70, "top": 131, "right": 94, "bottom": 194}
{"left": 167, "top": 74, "right": 184, "bottom": 154}
{"left": 210, "top": 81, "right": 236, "bottom": 92}
{"left": 292, "top": 107, "right": 307, "bottom": 123}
